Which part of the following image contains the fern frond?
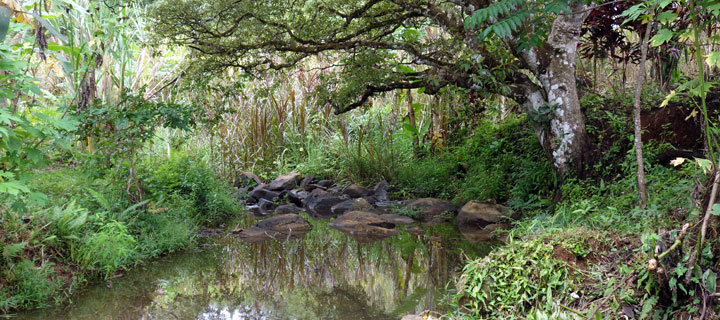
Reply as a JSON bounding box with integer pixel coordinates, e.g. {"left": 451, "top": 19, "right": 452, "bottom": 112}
{"left": 466, "top": 0, "right": 526, "bottom": 30}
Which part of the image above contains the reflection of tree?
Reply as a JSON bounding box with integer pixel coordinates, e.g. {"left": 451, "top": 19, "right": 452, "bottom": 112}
{"left": 25, "top": 219, "right": 490, "bottom": 320}
{"left": 222, "top": 220, "right": 474, "bottom": 316}
{"left": 286, "top": 283, "right": 394, "bottom": 320}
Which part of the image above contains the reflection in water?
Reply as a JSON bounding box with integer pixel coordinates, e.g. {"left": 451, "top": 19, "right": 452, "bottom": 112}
{"left": 20, "top": 216, "right": 490, "bottom": 320}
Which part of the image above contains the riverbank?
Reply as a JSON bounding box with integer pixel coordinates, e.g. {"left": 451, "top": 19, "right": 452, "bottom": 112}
{"left": 0, "top": 154, "right": 240, "bottom": 313}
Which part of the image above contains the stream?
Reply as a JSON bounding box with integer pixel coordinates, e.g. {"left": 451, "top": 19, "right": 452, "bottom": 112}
{"left": 20, "top": 214, "right": 491, "bottom": 320}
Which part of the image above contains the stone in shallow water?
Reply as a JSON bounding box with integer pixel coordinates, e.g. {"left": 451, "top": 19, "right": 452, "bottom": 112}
{"left": 460, "top": 223, "right": 510, "bottom": 242}
{"left": 331, "top": 198, "right": 375, "bottom": 215}
{"left": 405, "top": 198, "right": 456, "bottom": 222}
{"left": 329, "top": 210, "right": 398, "bottom": 242}
{"left": 255, "top": 213, "right": 312, "bottom": 233}
{"left": 232, "top": 226, "right": 280, "bottom": 242}
{"left": 457, "top": 200, "right": 515, "bottom": 242}
{"left": 379, "top": 214, "right": 415, "bottom": 225}
{"left": 233, "top": 214, "right": 312, "bottom": 242}
{"left": 305, "top": 193, "right": 347, "bottom": 218}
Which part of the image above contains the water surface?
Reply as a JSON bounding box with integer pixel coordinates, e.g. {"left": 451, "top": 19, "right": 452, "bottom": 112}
{"left": 20, "top": 216, "right": 490, "bottom": 319}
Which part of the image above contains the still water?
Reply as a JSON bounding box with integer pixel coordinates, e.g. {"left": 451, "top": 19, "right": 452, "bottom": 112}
{"left": 20, "top": 216, "right": 490, "bottom": 320}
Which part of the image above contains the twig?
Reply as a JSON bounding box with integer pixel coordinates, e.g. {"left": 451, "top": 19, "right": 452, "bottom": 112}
{"left": 146, "top": 75, "right": 180, "bottom": 99}
{"left": 657, "top": 223, "right": 690, "bottom": 260}
{"left": 700, "top": 155, "right": 720, "bottom": 252}
{"left": 586, "top": 274, "right": 636, "bottom": 320}
{"left": 558, "top": 303, "right": 585, "bottom": 317}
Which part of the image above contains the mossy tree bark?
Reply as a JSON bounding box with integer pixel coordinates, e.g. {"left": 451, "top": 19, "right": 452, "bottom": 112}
{"left": 509, "top": 1, "right": 592, "bottom": 179}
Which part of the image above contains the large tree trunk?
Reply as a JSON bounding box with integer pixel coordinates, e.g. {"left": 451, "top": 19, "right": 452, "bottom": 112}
{"left": 513, "top": 2, "right": 592, "bottom": 181}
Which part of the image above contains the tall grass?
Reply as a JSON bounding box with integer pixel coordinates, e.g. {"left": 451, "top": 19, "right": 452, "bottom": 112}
{"left": 207, "top": 71, "right": 333, "bottom": 179}
{"left": 177, "top": 64, "right": 452, "bottom": 184}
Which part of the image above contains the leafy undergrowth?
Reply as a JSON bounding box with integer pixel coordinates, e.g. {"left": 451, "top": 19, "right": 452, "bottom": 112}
{"left": 395, "top": 117, "right": 555, "bottom": 206}
{"left": 451, "top": 161, "right": 720, "bottom": 319}
{"left": 0, "top": 153, "right": 240, "bottom": 313}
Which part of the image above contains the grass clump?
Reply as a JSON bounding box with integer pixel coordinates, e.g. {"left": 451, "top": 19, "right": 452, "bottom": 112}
{"left": 2, "top": 260, "right": 63, "bottom": 311}
{"left": 75, "top": 221, "right": 137, "bottom": 277}
{"left": 455, "top": 238, "right": 575, "bottom": 319}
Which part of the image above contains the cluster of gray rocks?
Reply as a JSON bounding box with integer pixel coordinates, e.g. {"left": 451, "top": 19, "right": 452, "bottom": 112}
{"left": 231, "top": 172, "right": 517, "bottom": 243}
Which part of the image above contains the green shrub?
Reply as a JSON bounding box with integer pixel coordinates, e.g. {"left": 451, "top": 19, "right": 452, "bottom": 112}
{"left": 132, "top": 194, "right": 197, "bottom": 257}
{"left": 455, "top": 239, "right": 574, "bottom": 319}
{"left": 134, "top": 215, "right": 195, "bottom": 257}
{"left": 140, "top": 153, "right": 239, "bottom": 222}
{"left": 396, "top": 117, "right": 554, "bottom": 206}
{"left": 290, "top": 136, "right": 344, "bottom": 180}
{"left": 395, "top": 153, "right": 459, "bottom": 199}
{"left": 76, "top": 221, "right": 137, "bottom": 277}
{"left": 336, "top": 110, "right": 414, "bottom": 184}
{"left": 30, "top": 169, "right": 90, "bottom": 205}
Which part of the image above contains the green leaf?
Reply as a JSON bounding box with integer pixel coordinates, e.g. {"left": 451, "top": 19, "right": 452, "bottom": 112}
{"left": 651, "top": 29, "right": 674, "bottom": 47}
{"left": 619, "top": 3, "right": 647, "bottom": 23}
{"left": 26, "top": 148, "right": 44, "bottom": 164}
{"left": 703, "top": 269, "right": 717, "bottom": 293}
{"left": 700, "top": 0, "right": 720, "bottom": 16}
{"left": 657, "top": 0, "right": 673, "bottom": 9}
{"left": 712, "top": 204, "right": 720, "bottom": 216}
{"left": 656, "top": 11, "right": 677, "bottom": 23}
{"left": 403, "top": 123, "right": 419, "bottom": 135}
{"left": 544, "top": 0, "right": 569, "bottom": 14}
{"left": 395, "top": 64, "right": 416, "bottom": 73}
{"left": 28, "top": 192, "right": 48, "bottom": 206}
{"left": 640, "top": 296, "right": 658, "bottom": 319}
{"left": 660, "top": 90, "right": 676, "bottom": 107}
{"left": 29, "top": 13, "right": 68, "bottom": 44}
{"left": 0, "top": 179, "right": 31, "bottom": 196}
{"left": 705, "top": 51, "right": 720, "bottom": 68}
{"left": 695, "top": 158, "right": 713, "bottom": 174}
